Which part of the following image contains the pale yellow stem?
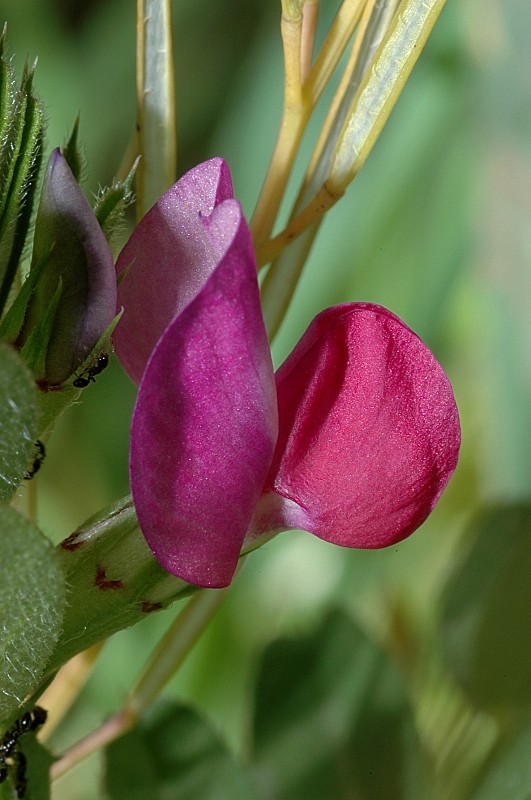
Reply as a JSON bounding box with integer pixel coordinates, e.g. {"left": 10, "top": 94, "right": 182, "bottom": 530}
{"left": 304, "top": 0, "right": 379, "bottom": 192}
{"left": 305, "top": 0, "right": 367, "bottom": 105}
{"left": 300, "top": 1, "right": 319, "bottom": 81}
{"left": 39, "top": 644, "right": 105, "bottom": 739}
{"left": 251, "top": 10, "right": 307, "bottom": 247}
{"left": 257, "top": 182, "right": 341, "bottom": 267}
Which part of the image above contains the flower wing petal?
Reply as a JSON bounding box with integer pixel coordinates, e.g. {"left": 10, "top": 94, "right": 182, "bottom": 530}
{"left": 130, "top": 201, "right": 277, "bottom": 588}
{"left": 114, "top": 158, "right": 233, "bottom": 384}
{"left": 258, "top": 303, "right": 460, "bottom": 548}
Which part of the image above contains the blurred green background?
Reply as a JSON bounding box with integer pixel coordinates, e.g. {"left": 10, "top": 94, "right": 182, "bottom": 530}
{"left": 3, "top": 0, "right": 531, "bottom": 797}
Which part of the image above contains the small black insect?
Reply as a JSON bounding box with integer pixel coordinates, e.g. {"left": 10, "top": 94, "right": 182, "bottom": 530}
{"left": 73, "top": 352, "right": 109, "bottom": 389}
{"left": 0, "top": 706, "right": 47, "bottom": 798}
{"left": 23, "top": 440, "right": 46, "bottom": 481}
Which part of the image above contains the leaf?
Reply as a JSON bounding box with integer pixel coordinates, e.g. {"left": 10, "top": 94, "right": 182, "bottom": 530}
{"left": 251, "top": 609, "right": 431, "bottom": 800}
{"left": 0, "top": 506, "right": 65, "bottom": 725}
{"left": 0, "top": 343, "right": 38, "bottom": 501}
{"left": 104, "top": 702, "right": 259, "bottom": 800}
{"left": 469, "top": 722, "right": 531, "bottom": 800}
{"left": 0, "top": 64, "right": 44, "bottom": 315}
{"left": 440, "top": 505, "right": 531, "bottom": 710}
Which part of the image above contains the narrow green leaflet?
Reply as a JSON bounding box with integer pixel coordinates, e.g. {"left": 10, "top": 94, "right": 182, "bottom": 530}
{"left": 104, "top": 702, "right": 259, "bottom": 800}
{"left": 0, "top": 505, "right": 65, "bottom": 725}
{"left": 0, "top": 65, "right": 44, "bottom": 314}
{"left": 251, "top": 610, "right": 431, "bottom": 800}
{"left": 62, "top": 115, "right": 85, "bottom": 183}
{"left": 440, "top": 506, "right": 531, "bottom": 710}
{"left": 0, "top": 343, "right": 38, "bottom": 501}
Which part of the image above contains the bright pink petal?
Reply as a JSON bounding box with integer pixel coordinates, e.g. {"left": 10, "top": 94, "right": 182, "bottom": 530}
{"left": 252, "top": 303, "right": 460, "bottom": 548}
{"left": 114, "top": 158, "right": 234, "bottom": 384}
{"left": 130, "top": 200, "right": 277, "bottom": 588}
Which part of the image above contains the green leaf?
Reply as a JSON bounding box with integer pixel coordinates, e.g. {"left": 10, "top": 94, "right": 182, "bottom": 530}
{"left": 104, "top": 702, "right": 259, "bottom": 800}
{"left": 0, "top": 25, "right": 16, "bottom": 172}
{"left": 251, "top": 609, "right": 431, "bottom": 800}
{"left": 440, "top": 506, "right": 531, "bottom": 710}
{"left": 469, "top": 722, "right": 531, "bottom": 800}
{"left": 0, "top": 64, "right": 44, "bottom": 314}
{"left": 0, "top": 505, "right": 65, "bottom": 726}
{"left": 0, "top": 343, "right": 38, "bottom": 501}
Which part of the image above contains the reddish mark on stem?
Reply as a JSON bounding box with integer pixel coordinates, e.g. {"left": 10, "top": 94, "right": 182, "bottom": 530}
{"left": 95, "top": 566, "right": 124, "bottom": 590}
{"left": 141, "top": 600, "right": 163, "bottom": 613}
{"left": 60, "top": 531, "right": 84, "bottom": 551}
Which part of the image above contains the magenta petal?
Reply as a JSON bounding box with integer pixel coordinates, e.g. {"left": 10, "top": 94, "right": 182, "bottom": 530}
{"left": 114, "top": 158, "right": 234, "bottom": 384}
{"left": 130, "top": 200, "right": 277, "bottom": 588}
{"left": 257, "top": 303, "right": 460, "bottom": 548}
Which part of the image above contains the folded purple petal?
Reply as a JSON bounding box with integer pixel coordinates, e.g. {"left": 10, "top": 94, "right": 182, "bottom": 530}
{"left": 114, "top": 158, "right": 234, "bottom": 384}
{"left": 253, "top": 303, "right": 460, "bottom": 548}
{"left": 130, "top": 196, "right": 277, "bottom": 588}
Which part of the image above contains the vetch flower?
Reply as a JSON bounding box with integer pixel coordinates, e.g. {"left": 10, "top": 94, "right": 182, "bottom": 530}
{"left": 114, "top": 159, "right": 460, "bottom": 588}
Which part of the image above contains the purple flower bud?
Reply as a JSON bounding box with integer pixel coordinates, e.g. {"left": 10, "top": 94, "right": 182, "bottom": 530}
{"left": 20, "top": 149, "right": 117, "bottom": 384}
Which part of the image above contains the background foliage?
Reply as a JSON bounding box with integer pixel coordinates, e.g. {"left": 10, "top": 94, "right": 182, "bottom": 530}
{"left": 2, "top": 0, "right": 530, "bottom": 797}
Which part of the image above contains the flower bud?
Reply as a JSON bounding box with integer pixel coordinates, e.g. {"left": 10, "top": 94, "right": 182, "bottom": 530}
{"left": 18, "top": 149, "right": 117, "bottom": 385}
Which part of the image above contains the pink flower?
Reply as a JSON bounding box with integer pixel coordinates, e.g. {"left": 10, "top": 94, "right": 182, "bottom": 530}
{"left": 114, "top": 159, "right": 460, "bottom": 588}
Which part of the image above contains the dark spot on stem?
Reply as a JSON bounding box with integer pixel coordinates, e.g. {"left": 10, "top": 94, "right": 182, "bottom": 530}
{"left": 60, "top": 531, "right": 84, "bottom": 550}
{"left": 95, "top": 566, "right": 124, "bottom": 590}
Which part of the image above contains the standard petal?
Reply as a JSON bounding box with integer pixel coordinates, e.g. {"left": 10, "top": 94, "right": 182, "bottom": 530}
{"left": 254, "top": 303, "right": 460, "bottom": 548}
{"left": 130, "top": 200, "right": 277, "bottom": 588}
{"left": 114, "top": 158, "right": 234, "bottom": 384}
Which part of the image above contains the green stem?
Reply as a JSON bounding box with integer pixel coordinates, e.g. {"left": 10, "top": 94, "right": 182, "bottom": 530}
{"left": 136, "top": 0, "right": 176, "bottom": 218}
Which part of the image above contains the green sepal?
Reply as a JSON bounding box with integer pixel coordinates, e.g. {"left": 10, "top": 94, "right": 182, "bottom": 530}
{"left": 94, "top": 156, "right": 139, "bottom": 245}
{"left": 64, "top": 307, "right": 123, "bottom": 388}
{"left": 34, "top": 310, "right": 123, "bottom": 438}
{"left": 0, "top": 249, "right": 50, "bottom": 343}
{"left": 46, "top": 495, "right": 195, "bottom": 675}
{"left": 0, "top": 63, "right": 44, "bottom": 314}
{"left": 20, "top": 278, "right": 62, "bottom": 380}
{"left": 62, "top": 114, "right": 85, "bottom": 183}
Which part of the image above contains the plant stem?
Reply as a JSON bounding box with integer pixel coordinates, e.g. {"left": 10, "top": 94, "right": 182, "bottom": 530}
{"left": 136, "top": 0, "right": 176, "bottom": 218}
{"left": 300, "top": 1, "right": 319, "bottom": 82}
{"left": 50, "top": 588, "right": 227, "bottom": 781}
{"left": 251, "top": 8, "right": 307, "bottom": 247}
